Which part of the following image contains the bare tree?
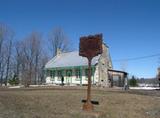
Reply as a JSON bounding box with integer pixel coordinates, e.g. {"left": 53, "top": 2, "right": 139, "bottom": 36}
{"left": 11, "top": 40, "right": 27, "bottom": 85}
{"left": 0, "top": 23, "right": 7, "bottom": 55}
{"left": 48, "top": 27, "right": 69, "bottom": 57}
{"left": 22, "top": 32, "right": 41, "bottom": 86}
{"left": 0, "top": 23, "right": 14, "bottom": 86}
{"left": 31, "top": 32, "right": 42, "bottom": 85}
{"left": 38, "top": 51, "right": 49, "bottom": 84}
{"left": 13, "top": 32, "right": 48, "bottom": 87}
{"left": 5, "top": 32, "right": 14, "bottom": 85}
{"left": 14, "top": 41, "right": 22, "bottom": 79}
{"left": 0, "top": 48, "right": 6, "bottom": 85}
{"left": 0, "top": 23, "right": 7, "bottom": 85}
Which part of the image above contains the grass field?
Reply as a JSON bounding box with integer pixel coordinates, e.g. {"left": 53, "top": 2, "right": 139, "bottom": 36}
{"left": 0, "top": 87, "right": 160, "bottom": 118}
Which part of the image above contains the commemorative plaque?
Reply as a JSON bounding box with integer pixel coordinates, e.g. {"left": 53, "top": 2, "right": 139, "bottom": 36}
{"left": 79, "top": 34, "right": 102, "bottom": 59}
{"left": 79, "top": 34, "right": 103, "bottom": 111}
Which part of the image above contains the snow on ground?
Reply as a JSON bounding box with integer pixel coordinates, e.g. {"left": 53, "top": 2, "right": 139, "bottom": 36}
{"left": 130, "top": 87, "right": 159, "bottom": 90}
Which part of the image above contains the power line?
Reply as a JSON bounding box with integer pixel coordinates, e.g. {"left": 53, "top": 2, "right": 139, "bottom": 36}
{"left": 113, "top": 53, "right": 160, "bottom": 62}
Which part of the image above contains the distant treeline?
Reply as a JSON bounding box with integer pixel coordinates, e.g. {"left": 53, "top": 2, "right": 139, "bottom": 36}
{"left": 129, "top": 76, "right": 159, "bottom": 87}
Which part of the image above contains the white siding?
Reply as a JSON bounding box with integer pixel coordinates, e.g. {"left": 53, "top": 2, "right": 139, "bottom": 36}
{"left": 45, "top": 68, "right": 98, "bottom": 85}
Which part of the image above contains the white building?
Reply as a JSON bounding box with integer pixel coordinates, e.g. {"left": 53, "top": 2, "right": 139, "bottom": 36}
{"left": 45, "top": 43, "right": 127, "bottom": 87}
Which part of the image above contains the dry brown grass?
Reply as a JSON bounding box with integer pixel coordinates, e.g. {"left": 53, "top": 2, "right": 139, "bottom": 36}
{"left": 0, "top": 87, "right": 160, "bottom": 118}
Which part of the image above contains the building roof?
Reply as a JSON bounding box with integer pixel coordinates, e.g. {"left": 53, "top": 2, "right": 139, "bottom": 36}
{"left": 108, "top": 69, "right": 128, "bottom": 75}
{"left": 45, "top": 51, "right": 101, "bottom": 69}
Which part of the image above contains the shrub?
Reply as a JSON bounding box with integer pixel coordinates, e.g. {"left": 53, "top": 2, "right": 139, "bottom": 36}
{"left": 129, "top": 76, "right": 137, "bottom": 87}
{"left": 8, "top": 75, "right": 19, "bottom": 85}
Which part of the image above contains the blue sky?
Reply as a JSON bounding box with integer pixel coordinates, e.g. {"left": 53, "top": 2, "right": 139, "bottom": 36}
{"left": 0, "top": 0, "right": 160, "bottom": 78}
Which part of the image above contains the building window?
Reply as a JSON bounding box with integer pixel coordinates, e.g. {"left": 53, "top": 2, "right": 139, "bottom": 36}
{"left": 57, "top": 70, "right": 62, "bottom": 81}
{"left": 75, "top": 69, "right": 80, "bottom": 81}
{"left": 85, "top": 69, "right": 89, "bottom": 77}
{"left": 50, "top": 70, "right": 55, "bottom": 81}
{"left": 66, "top": 70, "right": 72, "bottom": 77}
{"left": 46, "top": 70, "right": 50, "bottom": 76}
{"left": 66, "top": 70, "right": 72, "bottom": 83}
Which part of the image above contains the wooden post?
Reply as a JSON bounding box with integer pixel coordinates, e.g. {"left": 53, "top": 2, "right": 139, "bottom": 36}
{"left": 83, "top": 57, "right": 93, "bottom": 111}
{"left": 80, "top": 67, "right": 82, "bottom": 86}
{"left": 79, "top": 34, "right": 103, "bottom": 111}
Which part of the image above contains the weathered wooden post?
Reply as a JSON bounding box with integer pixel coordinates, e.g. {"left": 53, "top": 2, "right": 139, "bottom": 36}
{"left": 79, "top": 34, "right": 103, "bottom": 111}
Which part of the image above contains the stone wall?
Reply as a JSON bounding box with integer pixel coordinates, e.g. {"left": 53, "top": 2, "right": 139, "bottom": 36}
{"left": 97, "top": 43, "right": 113, "bottom": 87}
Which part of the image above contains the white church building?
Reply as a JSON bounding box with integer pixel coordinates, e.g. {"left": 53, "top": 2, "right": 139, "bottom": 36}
{"left": 45, "top": 43, "right": 127, "bottom": 87}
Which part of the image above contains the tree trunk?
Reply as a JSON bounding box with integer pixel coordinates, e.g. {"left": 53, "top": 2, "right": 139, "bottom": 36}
{"left": 5, "top": 40, "right": 12, "bottom": 86}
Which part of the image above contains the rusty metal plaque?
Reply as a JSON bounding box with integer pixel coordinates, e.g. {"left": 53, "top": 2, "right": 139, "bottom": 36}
{"left": 79, "top": 34, "right": 103, "bottom": 58}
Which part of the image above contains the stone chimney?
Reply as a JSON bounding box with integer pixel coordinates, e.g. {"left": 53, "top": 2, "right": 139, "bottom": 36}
{"left": 56, "top": 48, "right": 62, "bottom": 56}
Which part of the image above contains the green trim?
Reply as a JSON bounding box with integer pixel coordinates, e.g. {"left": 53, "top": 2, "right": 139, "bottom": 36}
{"left": 75, "top": 69, "right": 81, "bottom": 81}
{"left": 50, "top": 70, "right": 55, "bottom": 81}
{"left": 45, "top": 65, "right": 95, "bottom": 71}
{"left": 45, "top": 65, "right": 96, "bottom": 85}
{"left": 66, "top": 69, "right": 72, "bottom": 84}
